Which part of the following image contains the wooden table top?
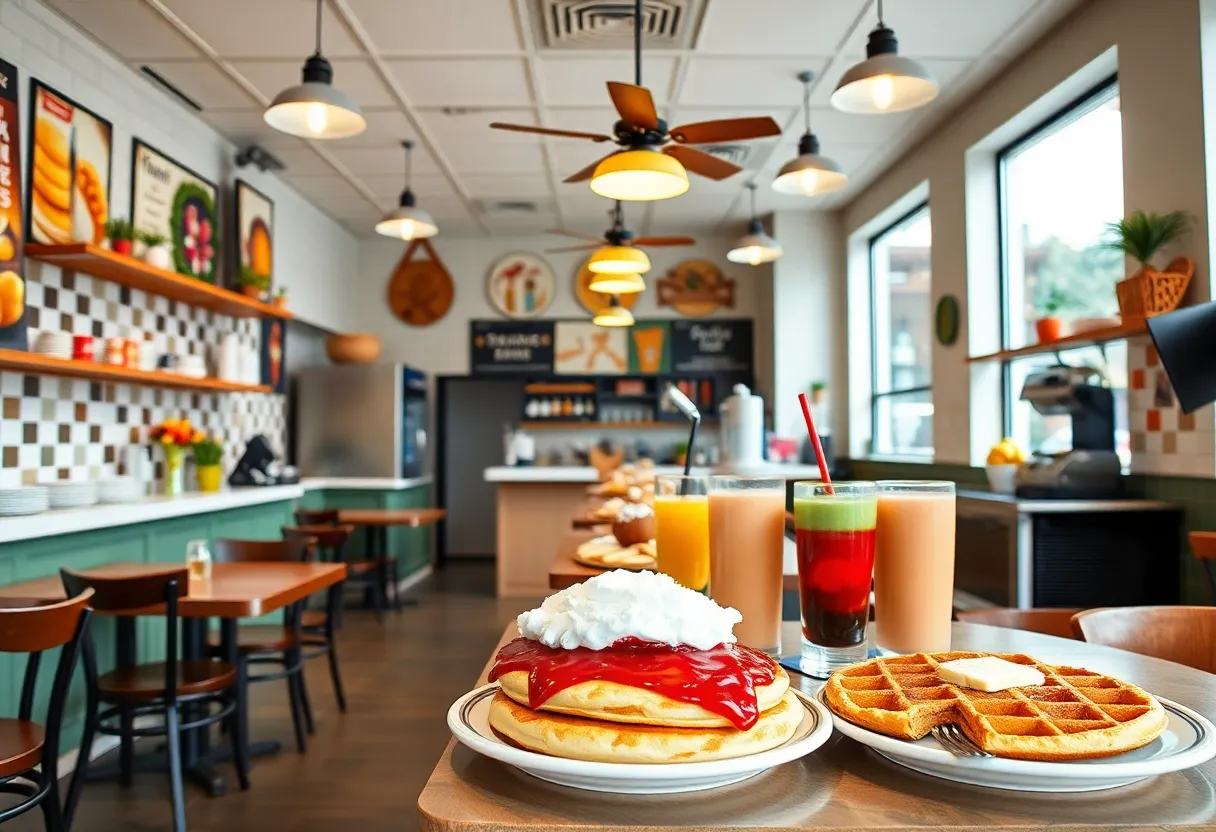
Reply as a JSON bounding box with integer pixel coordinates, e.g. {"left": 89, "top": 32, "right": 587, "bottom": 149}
{"left": 0, "top": 561, "right": 346, "bottom": 618}
{"left": 418, "top": 621, "right": 1216, "bottom": 831}
{"left": 337, "top": 507, "right": 446, "bottom": 527}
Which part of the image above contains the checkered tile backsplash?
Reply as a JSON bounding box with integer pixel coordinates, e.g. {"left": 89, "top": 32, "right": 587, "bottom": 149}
{"left": 0, "top": 262, "right": 286, "bottom": 488}
{"left": 1127, "top": 334, "right": 1215, "bottom": 478}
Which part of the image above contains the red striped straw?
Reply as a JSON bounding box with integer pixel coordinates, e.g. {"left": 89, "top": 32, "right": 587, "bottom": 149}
{"left": 798, "top": 392, "right": 834, "bottom": 495}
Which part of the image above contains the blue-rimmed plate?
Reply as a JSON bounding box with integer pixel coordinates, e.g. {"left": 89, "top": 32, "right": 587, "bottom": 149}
{"left": 820, "top": 688, "right": 1216, "bottom": 791}
{"left": 447, "top": 685, "right": 832, "bottom": 794}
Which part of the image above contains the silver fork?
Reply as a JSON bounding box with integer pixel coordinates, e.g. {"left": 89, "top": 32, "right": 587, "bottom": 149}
{"left": 930, "top": 723, "right": 993, "bottom": 758}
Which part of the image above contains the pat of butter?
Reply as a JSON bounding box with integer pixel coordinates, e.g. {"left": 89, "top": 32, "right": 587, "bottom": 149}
{"left": 937, "top": 657, "right": 1046, "bottom": 692}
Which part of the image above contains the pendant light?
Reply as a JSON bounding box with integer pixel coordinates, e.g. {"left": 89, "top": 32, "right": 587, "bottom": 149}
{"left": 589, "top": 271, "right": 646, "bottom": 294}
{"left": 375, "top": 141, "right": 438, "bottom": 240}
{"left": 773, "top": 71, "right": 848, "bottom": 197}
{"left": 591, "top": 150, "right": 690, "bottom": 202}
{"left": 588, "top": 245, "right": 650, "bottom": 276}
{"left": 593, "top": 294, "right": 635, "bottom": 327}
{"left": 264, "top": 0, "right": 366, "bottom": 139}
{"left": 727, "top": 184, "right": 783, "bottom": 265}
{"left": 830, "top": 0, "right": 939, "bottom": 115}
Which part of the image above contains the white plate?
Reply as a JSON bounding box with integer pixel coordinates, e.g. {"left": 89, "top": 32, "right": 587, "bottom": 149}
{"left": 448, "top": 684, "right": 833, "bottom": 794}
{"left": 820, "top": 689, "right": 1216, "bottom": 791}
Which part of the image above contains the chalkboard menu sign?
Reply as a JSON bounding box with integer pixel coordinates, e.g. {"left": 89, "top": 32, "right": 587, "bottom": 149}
{"left": 670, "top": 319, "right": 753, "bottom": 373}
{"left": 470, "top": 320, "right": 554, "bottom": 374}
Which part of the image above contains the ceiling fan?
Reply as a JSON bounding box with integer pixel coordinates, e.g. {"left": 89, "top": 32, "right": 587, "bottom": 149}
{"left": 545, "top": 202, "right": 694, "bottom": 255}
{"left": 548, "top": 202, "right": 692, "bottom": 293}
{"left": 489, "top": 0, "right": 781, "bottom": 200}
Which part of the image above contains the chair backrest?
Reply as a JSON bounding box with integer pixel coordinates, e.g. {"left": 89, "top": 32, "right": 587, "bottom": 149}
{"left": 212, "top": 536, "right": 312, "bottom": 564}
{"left": 1071, "top": 606, "right": 1216, "bottom": 673}
{"left": 956, "top": 608, "right": 1080, "bottom": 641}
{"left": 282, "top": 524, "right": 353, "bottom": 560}
{"left": 296, "top": 508, "right": 340, "bottom": 526}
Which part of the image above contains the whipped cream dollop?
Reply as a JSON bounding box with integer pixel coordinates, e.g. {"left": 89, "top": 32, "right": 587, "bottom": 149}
{"left": 516, "top": 569, "right": 741, "bottom": 651}
{"left": 615, "top": 501, "right": 654, "bottom": 522}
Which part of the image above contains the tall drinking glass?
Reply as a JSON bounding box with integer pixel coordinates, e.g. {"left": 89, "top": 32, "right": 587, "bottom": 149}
{"left": 874, "top": 481, "right": 956, "bottom": 654}
{"left": 794, "top": 481, "right": 877, "bottom": 677}
{"left": 654, "top": 475, "right": 710, "bottom": 593}
{"left": 708, "top": 476, "right": 785, "bottom": 655}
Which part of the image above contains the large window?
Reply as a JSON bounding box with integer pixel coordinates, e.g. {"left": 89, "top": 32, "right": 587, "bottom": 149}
{"left": 999, "top": 80, "right": 1128, "bottom": 465}
{"left": 870, "top": 205, "right": 932, "bottom": 457}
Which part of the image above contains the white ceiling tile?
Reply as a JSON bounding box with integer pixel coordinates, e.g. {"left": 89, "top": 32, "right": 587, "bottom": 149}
{"left": 140, "top": 60, "right": 252, "bottom": 109}
{"left": 159, "top": 0, "right": 363, "bottom": 58}
{"left": 840, "top": 0, "right": 1039, "bottom": 58}
{"left": 557, "top": 193, "right": 618, "bottom": 223}
{"left": 444, "top": 142, "right": 547, "bottom": 175}
{"left": 541, "top": 107, "right": 629, "bottom": 136}
{"left": 325, "top": 144, "right": 441, "bottom": 176}
{"left": 696, "top": 0, "right": 868, "bottom": 55}
{"left": 361, "top": 174, "right": 460, "bottom": 202}
{"left": 201, "top": 108, "right": 285, "bottom": 144}
{"left": 539, "top": 56, "right": 678, "bottom": 106}
{"left": 481, "top": 214, "right": 561, "bottom": 237}
{"left": 418, "top": 197, "right": 476, "bottom": 222}
{"left": 551, "top": 143, "right": 615, "bottom": 175}
{"left": 792, "top": 107, "right": 913, "bottom": 145}
{"left": 668, "top": 106, "right": 800, "bottom": 134}
{"left": 346, "top": 107, "right": 416, "bottom": 142}
{"left": 385, "top": 58, "right": 532, "bottom": 107}
{"left": 228, "top": 58, "right": 394, "bottom": 108}
{"left": 345, "top": 0, "right": 521, "bottom": 53}
{"left": 416, "top": 108, "right": 540, "bottom": 145}
{"left": 680, "top": 57, "right": 833, "bottom": 106}
{"left": 48, "top": 0, "right": 200, "bottom": 59}
{"left": 284, "top": 173, "right": 366, "bottom": 200}
{"left": 462, "top": 173, "right": 552, "bottom": 198}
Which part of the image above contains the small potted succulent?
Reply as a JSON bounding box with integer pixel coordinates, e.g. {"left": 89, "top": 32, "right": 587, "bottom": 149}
{"left": 103, "top": 217, "right": 136, "bottom": 257}
{"left": 273, "top": 286, "right": 288, "bottom": 309}
{"left": 1034, "top": 287, "right": 1069, "bottom": 344}
{"left": 137, "top": 229, "right": 173, "bottom": 271}
{"left": 809, "top": 380, "right": 828, "bottom": 405}
{"left": 236, "top": 266, "right": 270, "bottom": 300}
{"left": 192, "top": 434, "right": 224, "bottom": 493}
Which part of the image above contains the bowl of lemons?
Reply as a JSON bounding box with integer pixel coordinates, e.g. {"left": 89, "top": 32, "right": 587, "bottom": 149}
{"left": 985, "top": 439, "right": 1026, "bottom": 495}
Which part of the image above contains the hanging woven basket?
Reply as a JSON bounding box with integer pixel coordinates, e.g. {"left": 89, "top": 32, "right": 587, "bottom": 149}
{"left": 1116, "top": 256, "right": 1193, "bottom": 321}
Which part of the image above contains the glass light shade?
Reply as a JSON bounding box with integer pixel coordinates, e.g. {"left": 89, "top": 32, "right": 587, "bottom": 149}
{"left": 375, "top": 206, "right": 438, "bottom": 240}
{"left": 264, "top": 55, "right": 367, "bottom": 139}
{"left": 727, "top": 221, "right": 783, "bottom": 265}
{"left": 590, "top": 150, "right": 689, "bottom": 202}
{"left": 772, "top": 134, "right": 848, "bottom": 196}
{"left": 593, "top": 299, "right": 635, "bottom": 327}
{"left": 587, "top": 245, "right": 650, "bottom": 275}
{"left": 588, "top": 272, "right": 645, "bottom": 294}
{"left": 830, "top": 27, "right": 938, "bottom": 115}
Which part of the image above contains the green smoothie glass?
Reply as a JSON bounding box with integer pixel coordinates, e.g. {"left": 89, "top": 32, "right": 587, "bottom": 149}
{"left": 793, "top": 481, "right": 877, "bottom": 677}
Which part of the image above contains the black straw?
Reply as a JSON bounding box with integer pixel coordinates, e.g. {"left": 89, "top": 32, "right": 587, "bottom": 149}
{"left": 683, "top": 417, "right": 699, "bottom": 479}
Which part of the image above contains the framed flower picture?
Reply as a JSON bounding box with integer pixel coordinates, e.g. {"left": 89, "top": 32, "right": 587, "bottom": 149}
{"left": 236, "top": 179, "right": 274, "bottom": 294}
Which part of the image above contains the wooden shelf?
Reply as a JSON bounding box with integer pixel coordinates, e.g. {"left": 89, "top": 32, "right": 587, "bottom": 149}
{"left": 26, "top": 244, "right": 292, "bottom": 320}
{"left": 521, "top": 421, "right": 715, "bottom": 429}
{"left": 0, "top": 349, "right": 272, "bottom": 394}
{"left": 967, "top": 320, "right": 1148, "bottom": 363}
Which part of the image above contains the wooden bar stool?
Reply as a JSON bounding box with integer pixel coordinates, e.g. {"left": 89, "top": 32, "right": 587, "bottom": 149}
{"left": 0, "top": 592, "right": 92, "bottom": 832}
{"left": 296, "top": 508, "right": 393, "bottom": 614}
{"left": 209, "top": 538, "right": 311, "bottom": 754}
{"left": 62, "top": 568, "right": 245, "bottom": 832}
{"left": 282, "top": 525, "right": 352, "bottom": 717}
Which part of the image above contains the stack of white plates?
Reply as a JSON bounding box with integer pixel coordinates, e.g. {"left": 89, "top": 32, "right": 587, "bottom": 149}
{"left": 47, "top": 481, "right": 99, "bottom": 509}
{"left": 33, "top": 331, "right": 73, "bottom": 359}
{"left": 0, "top": 487, "right": 50, "bottom": 516}
{"left": 97, "top": 477, "right": 143, "bottom": 504}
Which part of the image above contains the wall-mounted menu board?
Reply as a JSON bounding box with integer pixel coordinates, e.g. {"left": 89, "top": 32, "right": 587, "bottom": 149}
{"left": 670, "top": 319, "right": 753, "bottom": 373}
{"left": 470, "top": 320, "right": 554, "bottom": 374}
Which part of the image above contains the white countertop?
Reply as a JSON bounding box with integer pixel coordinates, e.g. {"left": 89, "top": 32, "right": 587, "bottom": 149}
{"left": 957, "top": 489, "right": 1177, "bottom": 513}
{"left": 300, "top": 476, "right": 432, "bottom": 491}
{"left": 0, "top": 485, "right": 305, "bottom": 544}
{"left": 485, "top": 463, "right": 825, "bottom": 483}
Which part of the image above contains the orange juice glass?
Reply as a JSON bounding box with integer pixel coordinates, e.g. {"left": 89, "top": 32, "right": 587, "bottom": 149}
{"left": 654, "top": 475, "right": 710, "bottom": 593}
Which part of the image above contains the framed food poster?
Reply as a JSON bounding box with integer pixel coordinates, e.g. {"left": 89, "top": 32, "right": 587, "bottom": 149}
{"left": 260, "top": 317, "right": 287, "bottom": 394}
{"left": 236, "top": 179, "right": 273, "bottom": 292}
{"left": 27, "top": 79, "right": 112, "bottom": 245}
{"left": 131, "top": 139, "right": 218, "bottom": 282}
{"left": 0, "top": 56, "right": 26, "bottom": 351}
{"left": 487, "top": 251, "right": 554, "bottom": 319}
{"left": 554, "top": 321, "right": 627, "bottom": 376}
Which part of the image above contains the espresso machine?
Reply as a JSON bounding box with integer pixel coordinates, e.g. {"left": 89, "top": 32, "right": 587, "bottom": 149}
{"left": 1015, "top": 365, "right": 1122, "bottom": 498}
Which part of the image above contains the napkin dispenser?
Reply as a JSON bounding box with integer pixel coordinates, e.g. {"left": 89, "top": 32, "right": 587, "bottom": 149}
{"left": 228, "top": 435, "right": 299, "bottom": 487}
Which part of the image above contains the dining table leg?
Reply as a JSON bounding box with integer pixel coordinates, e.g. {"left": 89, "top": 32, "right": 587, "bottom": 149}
{"left": 180, "top": 616, "right": 225, "bottom": 797}
{"left": 204, "top": 616, "right": 283, "bottom": 765}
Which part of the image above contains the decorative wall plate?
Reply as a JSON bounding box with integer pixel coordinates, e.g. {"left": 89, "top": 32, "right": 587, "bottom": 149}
{"left": 387, "top": 238, "right": 454, "bottom": 327}
{"left": 935, "top": 294, "right": 959, "bottom": 345}
{"left": 575, "top": 259, "right": 639, "bottom": 316}
{"left": 488, "top": 251, "right": 555, "bottom": 319}
{"left": 657, "top": 259, "right": 735, "bottom": 317}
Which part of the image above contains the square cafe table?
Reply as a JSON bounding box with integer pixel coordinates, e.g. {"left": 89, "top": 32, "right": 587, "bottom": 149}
{"left": 418, "top": 620, "right": 1216, "bottom": 831}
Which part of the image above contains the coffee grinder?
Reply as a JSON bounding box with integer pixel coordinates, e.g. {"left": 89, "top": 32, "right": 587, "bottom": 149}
{"left": 1015, "top": 365, "right": 1122, "bottom": 498}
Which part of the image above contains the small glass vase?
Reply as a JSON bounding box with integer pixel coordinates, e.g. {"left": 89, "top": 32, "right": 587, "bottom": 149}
{"left": 163, "top": 445, "right": 185, "bottom": 497}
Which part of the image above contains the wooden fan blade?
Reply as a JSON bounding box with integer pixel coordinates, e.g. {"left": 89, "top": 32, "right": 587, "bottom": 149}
{"left": 607, "top": 82, "right": 659, "bottom": 130}
{"left": 564, "top": 153, "right": 616, "bottom": 183}
{"left": 546, "top": 244, "right": 601, "bottom": 253}
{"left": 663, "top": 145, "right": 741, "bottom": 181}
{"left": 546, "top": 228, "right": 607, "bottom": 243}
{"left": 490, "top": 122, "right": 613, "bottom": 142}
{"left": 669, "top": 116, "right": 782, "bottom": 144}
{"left": 634, "top": 235, "right": 696, "bottom": 247}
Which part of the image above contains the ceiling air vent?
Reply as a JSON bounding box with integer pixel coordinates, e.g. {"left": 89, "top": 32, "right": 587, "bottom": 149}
{"left": 533, "top": 0, "right": 703, "bottom": 50}
{"left": 698, "top": 142, "right": 774, "bottom": 170}
{"left": 477, "top": 199, "right": 544, "bottom": 216}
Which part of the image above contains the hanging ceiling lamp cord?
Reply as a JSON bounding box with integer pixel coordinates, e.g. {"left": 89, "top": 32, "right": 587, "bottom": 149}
{"left": 876, "top": 0, "right": 884, "bottom": 26}
{"left": 802, "top": 75, "right": 812, "bottom": 135}
{"left": 403, "top": 140, "right": 413, "bottom": 189}
{"left": 634, "top": 0, "right": 642, "bottom": 86}
{"left": 313, "top": 0, "right": 323, "bottom": 56}
{"left": 748, "top": 183, "right": 757, "bottom": 220}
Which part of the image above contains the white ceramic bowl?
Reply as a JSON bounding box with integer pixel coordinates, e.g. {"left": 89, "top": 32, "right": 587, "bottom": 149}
{"left": 985, "top": 463, "right": 1019, "bottom": 495}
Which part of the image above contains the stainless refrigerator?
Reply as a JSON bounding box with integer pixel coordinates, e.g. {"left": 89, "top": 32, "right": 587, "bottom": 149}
{"left": 297, "top": 364, "right": 428, "bottom": 478}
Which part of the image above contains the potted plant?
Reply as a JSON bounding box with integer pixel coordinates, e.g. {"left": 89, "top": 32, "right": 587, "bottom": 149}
{"left": 137, "top": 229, "right": 173, "bottom": 271}
{"left": 1034, "top": 287, "right": 1069, "bottom": 344}
{"left": 1103, "top": 210, "right": 1193, "bottom": 320}
{"left": 149, "top": 417, "right": 199, "bottom": 497}
{"left": 809, "top": 381, "right": 828, "bottom": 405}
{"left": 192, "top": 434, "right": 224, "bottom": 493}
{"left": 103, "top": 217, "right": 136, "bottom": 256}
{"left": 672, "top": 441, "right": 689, "bottom": 467}
{"left": 273, "top": 286, "right": 288, "bottom": 309}
{"left": 237, "top": 266, "right": 270, "bottom": 300}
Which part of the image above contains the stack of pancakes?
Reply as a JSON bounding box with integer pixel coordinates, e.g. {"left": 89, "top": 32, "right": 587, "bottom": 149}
{"left": 489, "top": 658, "right": 802, "bottom": 764}
{"left": 30, "top": 119, "right": 107, "bottom": 244}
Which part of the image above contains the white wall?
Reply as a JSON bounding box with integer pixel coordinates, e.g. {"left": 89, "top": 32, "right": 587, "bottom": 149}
{"left": 3, "top": 0, "right": 359, "bottom": 334}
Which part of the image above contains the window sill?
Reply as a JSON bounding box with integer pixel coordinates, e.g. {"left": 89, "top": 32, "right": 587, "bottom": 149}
{"left": 856, "top": 454, "right": 936, "bottom": 464}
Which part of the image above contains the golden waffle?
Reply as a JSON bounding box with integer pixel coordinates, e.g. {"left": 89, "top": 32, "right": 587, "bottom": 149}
{"left": 825, "top": 652, "right": 1168, "bottom": 761}
{"left": 573, "top": 536, "right": 656, "bottom": 570}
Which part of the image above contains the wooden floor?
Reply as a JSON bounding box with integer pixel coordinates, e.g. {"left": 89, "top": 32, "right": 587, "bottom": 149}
{"left": 6, "top": 561, "right": 533, "bottom": 832}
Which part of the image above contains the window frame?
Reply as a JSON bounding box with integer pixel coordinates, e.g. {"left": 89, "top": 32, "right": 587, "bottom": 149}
{"left": 995, "top": 74, "right": 1119, "bottom": 435}
{"left": 868, "top": 201, "right": 932, "bottom": 456}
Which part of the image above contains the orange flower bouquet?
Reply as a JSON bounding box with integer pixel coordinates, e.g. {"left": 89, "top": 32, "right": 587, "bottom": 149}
{"left": 149, "top": 418, "right": 204, "bottom": 496}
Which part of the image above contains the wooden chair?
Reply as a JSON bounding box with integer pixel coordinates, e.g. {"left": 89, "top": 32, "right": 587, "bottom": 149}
{"left": 62, "top": 568, "right": 244, "bottom": 832}
{"left": 295, "top": 508, "right": 395, "bottom": 614}
{"left": 1071, "top": 606, "right": 1216, "bottom": 674}
{"left": 0, "top": 592, "right": 92, "bottom": 832}
{"left": 282, "top": 525, "right": 352, "bottom": 717}
{"left": 209, "top": 537, "right": 312, "bottom": 753}
{"left": 956, "top": 608, "right": 1081, "bottom": 641}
